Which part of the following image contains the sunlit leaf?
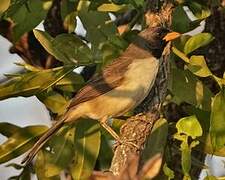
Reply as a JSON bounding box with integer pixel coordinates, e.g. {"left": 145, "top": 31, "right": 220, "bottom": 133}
{"left": 0, "top": 66, "right": 74, "bottom": 100}
{"left": 97, "top": 3, "right": 128, "bottom": 12}
{"left": 35, "top": 150, "right": 60, "bottom": 180}
{"left": 188, "top": 2, "right": 211, "bottom": 20}
{"left": 184, "top": 33, "right": 214, "bottom": 55}
{"left": 210, "top": 89, "right": 225, "bottom": 150}
{"left": 176, "top": 115, "right": 203, "bottom": 139}
{"left": 200, "top": 134, "right": 225, "bottom": 157}
{"left": 0, "top": 125, "right": 48, "bottom": 164}
{"left": 172, "top": 46, "right": 190, "bottom": 63}
{"left": 0, "top": 0, "right": 10, "bottom": 15}
{"left": 181, "top": 145, "right": 191, "bottom": 177}
{"left": 188, "top": 56, "right": 212, "bottom": 77}
{"left": 0, "top": 122, "right": 21, "bottom": 137}
{"left": 33, "top": 29, "right": 55, "bottom": 57}
{"left": 42, "top": 127, "right": 75, "bottom": 177}
{"left": 163, "top": 163, "right": 175, "bottom": 180}
{"left": 70, "top": 119, "right": 101, "bottom": 179}
{"left": 77, "top": 0, "right": 90, "bottom": 12}
{"left": 204, "top": 175, "right": 218, "bottom": 180}
{"left": 63, "top": 11, "right": 77, "bottom": 33}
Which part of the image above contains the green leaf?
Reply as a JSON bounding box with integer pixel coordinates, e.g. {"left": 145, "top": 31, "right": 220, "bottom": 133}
{"left": 169, "top": 67, "right": 212, "bottom": 110}
{"left": 63, "top": 11, "right": 77, "bottom": 33}
{"left": 79, "top": 11, "right": 118, "bottom": 62}
{"left": 10, "top": 0, "right": 48, "bottom": 42}
{"left": 79, "top": 11, "right": 117, "bottom": 45}
{"left": 210, "top": 89, "right": 225, "bottom": 150}
{"left": 188, "top": 2, "right": 211, "bottom": 20}
{"left": 0, "top": 0, "right": 10, "bottom": 15}
{"left": 181, "top": 146, "right": 191, "bottom": 176}
{"left": 0, "top": 122, "right": 21, "bottom": 137}
{"left": 77, "top": 0, "right": 90, "bottom": 12}
{"left": 33, "top": 29, "right": 55, "bottom": 58}
{"left": 97, "top": 3, "right": 128, "bottom": 12}
{"left": 0, "top": 66, "right": 74, "bottom": 100}
{"left": 173, "top": 35, "right": 191, "bottom": 52}
{"left": 200, "top": 134, "right": 225, "bottom": 157}
{"left": 172, "top": 46, "right": 190, "bottom": 63}
{"left": 3, "top": 0, "right": 27, "bottom": 17}
{"left": 163, "top": 163, "right": 175, "bottom": 180}
{"left": 188, "top": 56, "right": 212, "bottom": 77}
{"left": 176, "top": 115, "right": 203, "bottom": 139}
{"left": 204, "top": 175, "right": 218, "bottom": 180}
{"left": 172, "top": 5, "right": 191, "bottom": 33}
{"left": 0, "top": 125, "right": 48, "bottom": 164}
{"left": 97, "top": 135, "right": 113, "bottom": 169}
{"left": 141, "top": 118, "right": 168, "bottom": 162}
{"left": 41, "top": 127, "right": 75, "bottom": 177}
{"left": 56, "top": 72, "right": 85, "bottom": 92}
{"left": 184, "top": 33, "right": 214, "bottom": 55}
{"left": 70, "top": 119, "right": 101, "bottom": 180}
{"left": 35, "top": 150, "right": 60, "bottom": 180}
{"left": 34, "top": 30, "right": 92, "bottom": 64}
{"left": 37, "top": 91, "right": 69, "bottom": 115}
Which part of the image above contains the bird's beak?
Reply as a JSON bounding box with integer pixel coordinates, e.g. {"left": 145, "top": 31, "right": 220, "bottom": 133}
{"left": 163, "top": 32, "right": 181, "bottom": 42}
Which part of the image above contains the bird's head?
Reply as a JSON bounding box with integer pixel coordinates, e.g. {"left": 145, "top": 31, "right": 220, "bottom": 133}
{"left": 137, "top": 26, "right": 181, "bottom": 58}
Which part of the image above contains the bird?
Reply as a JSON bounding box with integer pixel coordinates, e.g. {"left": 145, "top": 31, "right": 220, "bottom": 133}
{"left": 22, "top": 26, "right": 180, "bottom": 164}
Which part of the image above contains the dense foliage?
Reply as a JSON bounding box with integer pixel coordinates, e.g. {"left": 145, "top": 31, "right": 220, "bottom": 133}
{"left": 0, "top": 0, "right": 225, "bottom": 179}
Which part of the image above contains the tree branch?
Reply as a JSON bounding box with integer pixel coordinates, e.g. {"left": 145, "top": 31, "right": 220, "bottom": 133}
{"left": 109, "top": 3, "right": 173, "bottom": 177}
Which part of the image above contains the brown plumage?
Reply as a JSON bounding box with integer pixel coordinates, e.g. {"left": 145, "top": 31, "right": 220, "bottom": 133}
{"left": 22, "top": 26, "right": 177, "bottom": 165}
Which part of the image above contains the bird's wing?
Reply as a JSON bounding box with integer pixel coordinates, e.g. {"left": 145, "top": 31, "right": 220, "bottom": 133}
{"left": 68, "top": 57, "right": 132, "bottom": 108}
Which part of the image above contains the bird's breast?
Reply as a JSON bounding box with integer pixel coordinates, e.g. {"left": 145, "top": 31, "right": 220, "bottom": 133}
{"left": 122, "top": 57, "right": 159, "bottom": 97}
{"left": 66, "top": 57, "right": 159, "bottom": 121}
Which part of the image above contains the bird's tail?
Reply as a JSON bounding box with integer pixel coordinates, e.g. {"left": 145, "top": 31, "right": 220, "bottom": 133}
{"left": 22, "top": 117, "right": 66, "bottom": 165}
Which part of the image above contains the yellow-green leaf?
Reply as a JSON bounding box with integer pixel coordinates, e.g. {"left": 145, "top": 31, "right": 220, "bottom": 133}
{"left": 33, "top": 29, "right": 55, "bottom": 56}
{"left": 0, "top": 122, "right": 21, "bottom": 137}
{"left": 0, "top": 0, "right": 10, "bottom": 15}
{"left": 210, "top": 89, "right": 225, "bottom": 150}
{"left": 188, "top": 56, "right": 212, "bottom": 77}
{"left": 184, "top": 33, "right": 214, "bottom": 55}
{"left": 97, "top": 3, "right": 127, "bottom": 12}
{"left": 0, "top": 66, "right": 74, "bottom": 100}
{"left": 70, "top": 119, "right": 101, "bottom": 180}
{"left": 176, "top": 115, "right": 203, "bottom": 139}
{"left": 35, "top": 150, "right": 60, "bottom": 180}
{"left": 200, "top": 134, "right": 225, "bottom": 157}
{"left": 63, "top": 12, "right": 77, "bottom": 33}
{"left": 0, "top": 125, "right": 48, "bottom": 164}
{"left": 37, "top": 91, "right": 69, "bottom": 115}
{"left": 42, "top": 127, "right": 75, "bottom": 177}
